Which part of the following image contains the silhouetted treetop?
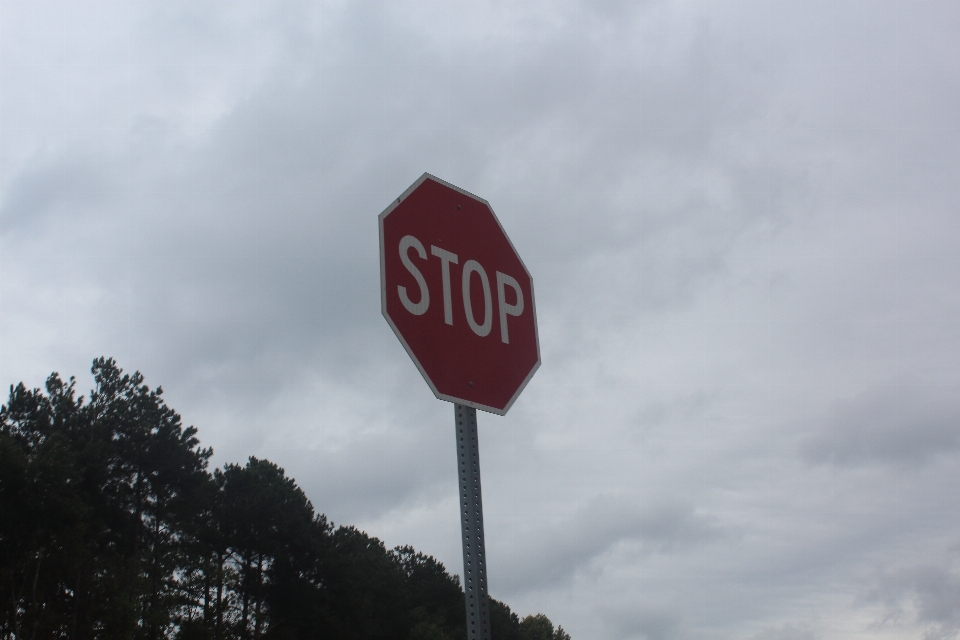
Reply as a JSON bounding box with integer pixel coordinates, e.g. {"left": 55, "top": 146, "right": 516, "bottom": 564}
{"left": 1, "top": 358, "right": 570, "bottom": 639}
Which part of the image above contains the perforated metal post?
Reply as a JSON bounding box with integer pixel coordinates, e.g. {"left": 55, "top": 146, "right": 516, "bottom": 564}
{"left": 455, "top": 403, "right": 491, "bottom": 640}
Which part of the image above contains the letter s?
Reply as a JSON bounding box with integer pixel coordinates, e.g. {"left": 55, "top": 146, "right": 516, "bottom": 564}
{"left": 398, "top": 235, "right": 430, "bottom": 315}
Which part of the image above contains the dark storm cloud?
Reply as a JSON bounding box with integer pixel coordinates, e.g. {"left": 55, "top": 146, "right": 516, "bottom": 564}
{"left": 801, "top": 382, "right": 960, "bottom": 466}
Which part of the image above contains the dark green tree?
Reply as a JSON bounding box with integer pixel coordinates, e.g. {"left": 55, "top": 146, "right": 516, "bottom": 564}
{"left": 1, "top": 359, "right": 213, "bottom": 639}
{"left": 520, "top": 613, "right": 572, "bottom": 640}
{"left": 0, "top": 374, "right": 91, "bottom": 638}
{"left": 216, "top": 457, "right": 320, "bottom": 639}
{"left": 89, "top": 358, "right": 213, "bottom": 639}
{"left": 316, "top": 525, "right": 408, "bottom": 638}
{"left": 1, "top": 359, "right": 572, "bottom": 640}
{"left": 394, "top": 546, "right": 465, "bottom": 639}
{"left": 489, "top": 598, "right": 522, "bottom": 640}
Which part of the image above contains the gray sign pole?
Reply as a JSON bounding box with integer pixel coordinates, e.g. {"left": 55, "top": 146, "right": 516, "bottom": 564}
{"left": 455, "top": 403, "right": 492, "bottom": 640}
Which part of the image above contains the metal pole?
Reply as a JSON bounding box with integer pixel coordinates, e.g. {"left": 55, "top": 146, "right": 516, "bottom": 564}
{"left": 455, "top": 403, "right": 491, "bottom": 640}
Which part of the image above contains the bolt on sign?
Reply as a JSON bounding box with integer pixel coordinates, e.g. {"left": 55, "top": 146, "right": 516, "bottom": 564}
{"left": 379, "top": 173, "right": 540, "bottom": 640}
{"left": 379, "top": 173, "right": 540, "bottom": 415}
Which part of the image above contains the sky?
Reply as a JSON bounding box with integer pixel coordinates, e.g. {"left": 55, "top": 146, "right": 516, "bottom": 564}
{"left": 2, "top": 1, "right": 960, "bottom": 638}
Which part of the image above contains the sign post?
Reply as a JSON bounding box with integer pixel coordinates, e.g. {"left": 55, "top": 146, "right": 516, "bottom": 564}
{"left": 456, "top": 404, "right": 490, "bottom": 639}
{"left": 380, "top": 173, "right": 539, "bottom": 640}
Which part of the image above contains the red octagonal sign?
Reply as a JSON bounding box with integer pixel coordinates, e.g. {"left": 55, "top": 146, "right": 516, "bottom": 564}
{"left": 380, "top": 173, "right": 540, "bottom": 415}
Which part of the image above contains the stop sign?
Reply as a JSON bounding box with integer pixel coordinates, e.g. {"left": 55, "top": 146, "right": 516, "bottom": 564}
{"left": 380, "top": 173, "right": 540, "bottom": 415}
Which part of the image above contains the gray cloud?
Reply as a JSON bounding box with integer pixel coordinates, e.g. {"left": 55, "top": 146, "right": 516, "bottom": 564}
{"left": 4, "top": 1, "right": 960, "bottom": 638}
{"left": 609, "top": 606, "right": 682, "bottom": 640}
{"left": 750, "top": 623, "right": 819, "bottom": 640}
{"left": 865, "top": 564, "right": 960, "bottom": 640}
{"left": 801, "top": 382, "right": 960, "bottom": 466}
{"left": 493, "top": 496, "right": 723, "bottom": 593}
{"left": 0, "top": 160, "right": 107, "bottom": 234}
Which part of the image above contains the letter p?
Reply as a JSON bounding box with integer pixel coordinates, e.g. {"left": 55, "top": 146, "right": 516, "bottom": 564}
{"left": 496, "top": 271, "right": 524, "bottom": 344}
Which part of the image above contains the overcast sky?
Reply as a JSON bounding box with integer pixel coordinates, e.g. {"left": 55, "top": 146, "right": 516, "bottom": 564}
{"left": 3, "top": 1, "right": 960, "bottom": 638}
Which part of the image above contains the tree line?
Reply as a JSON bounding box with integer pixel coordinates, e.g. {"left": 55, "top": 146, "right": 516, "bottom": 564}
{"left": 0, "top": 358, "right": 570, "bottom": 640}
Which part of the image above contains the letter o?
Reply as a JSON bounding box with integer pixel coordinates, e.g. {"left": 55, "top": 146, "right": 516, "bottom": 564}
{"left": 462, "top": 260, "right": 492, "bottom": 337}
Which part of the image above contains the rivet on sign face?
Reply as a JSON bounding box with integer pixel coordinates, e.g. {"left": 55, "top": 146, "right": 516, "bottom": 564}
{"left": 468, "top": 381, "right": 474, "bottom": 387}
{"left": 457, "top": 204, "right": 462, "bottom": 210}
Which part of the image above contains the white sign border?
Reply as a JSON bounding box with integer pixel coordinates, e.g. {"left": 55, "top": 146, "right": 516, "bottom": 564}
{"left": 379, "top": 172, "right": 541, "bottom": 416}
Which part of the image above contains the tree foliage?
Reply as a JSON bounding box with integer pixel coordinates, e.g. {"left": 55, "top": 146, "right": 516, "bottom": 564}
{"left": 1, "top": 359, "right": 570, "bottom": 639}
